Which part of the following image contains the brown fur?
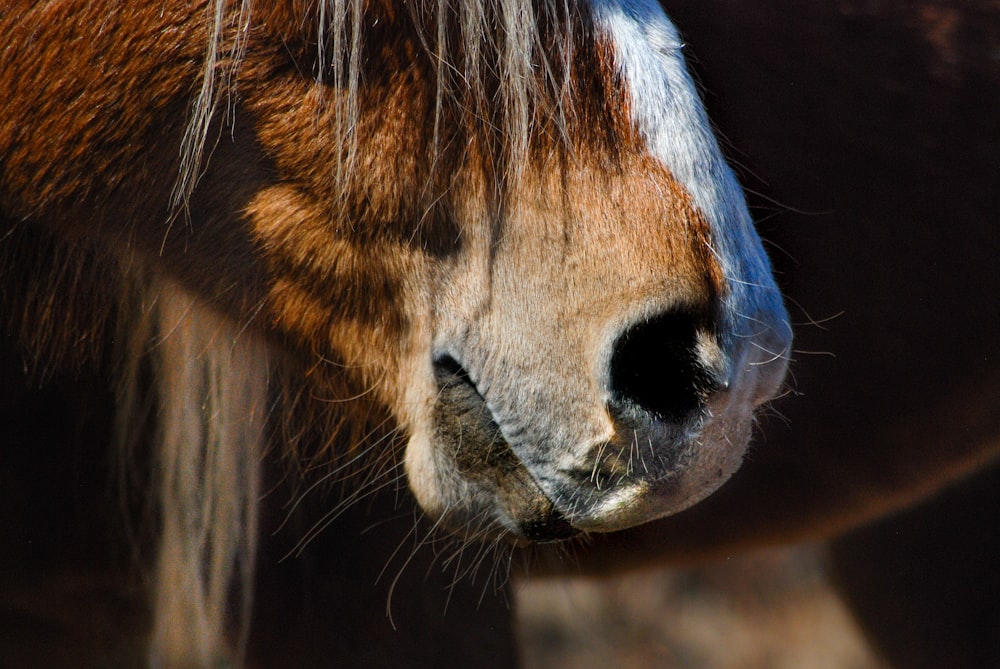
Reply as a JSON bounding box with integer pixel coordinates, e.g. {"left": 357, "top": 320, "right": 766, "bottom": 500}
{"left": 1, "top": 0, "right": 716, "bottom": 409}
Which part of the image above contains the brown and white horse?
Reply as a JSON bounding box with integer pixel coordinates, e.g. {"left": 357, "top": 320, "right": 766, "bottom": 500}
{"left": 0, "top": 0, "right": 789, "bottom": 666}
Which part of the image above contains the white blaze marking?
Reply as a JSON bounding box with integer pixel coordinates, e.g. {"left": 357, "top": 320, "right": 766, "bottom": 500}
{"left": 590, "top": 0, "right": 787, "bottom": 356}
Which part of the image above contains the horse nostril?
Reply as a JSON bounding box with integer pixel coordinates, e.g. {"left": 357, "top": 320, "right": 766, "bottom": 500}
{"left": 610, "top": 310, "right": 722, "bottom": 422}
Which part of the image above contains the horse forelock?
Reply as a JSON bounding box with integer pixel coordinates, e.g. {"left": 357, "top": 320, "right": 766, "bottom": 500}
{"left": 178, "top": 0, "right": 674, "bottom": 209}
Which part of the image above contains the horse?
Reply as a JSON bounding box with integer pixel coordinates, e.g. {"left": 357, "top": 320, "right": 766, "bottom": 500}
{"left": 0, "top": 0, "right": 790, "bottom": 665}
{"left": 554, "top": 2, "right": 1000, "bottom": 667}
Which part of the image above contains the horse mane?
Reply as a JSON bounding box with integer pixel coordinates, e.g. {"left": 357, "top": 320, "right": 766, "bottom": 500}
{"left": 175, "top": 0, "right": 579, "bottom": 210}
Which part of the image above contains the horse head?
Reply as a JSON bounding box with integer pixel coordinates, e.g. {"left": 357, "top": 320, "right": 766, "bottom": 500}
{"left": 0, "top": 0, "right": 790, "bottom": 662}
{"left": 230, "top": 0, "right": 792, "bottom": 541}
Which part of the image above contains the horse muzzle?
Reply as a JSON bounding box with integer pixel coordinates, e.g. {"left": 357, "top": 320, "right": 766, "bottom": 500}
{"left": 405, "top": 303, "right": 789, "bottom": 543}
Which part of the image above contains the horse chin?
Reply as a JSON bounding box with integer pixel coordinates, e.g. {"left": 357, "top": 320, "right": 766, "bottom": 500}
{"left": 403, "top": 362, "right": 582, "bottom": 543}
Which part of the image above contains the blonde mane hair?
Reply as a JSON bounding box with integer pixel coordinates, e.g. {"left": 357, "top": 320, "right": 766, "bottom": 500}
{"left": 173, "top": 0, "right": 578, "bottom": 209}
{"left": 112, "top": 271, "right": 267, "bottom": 666}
